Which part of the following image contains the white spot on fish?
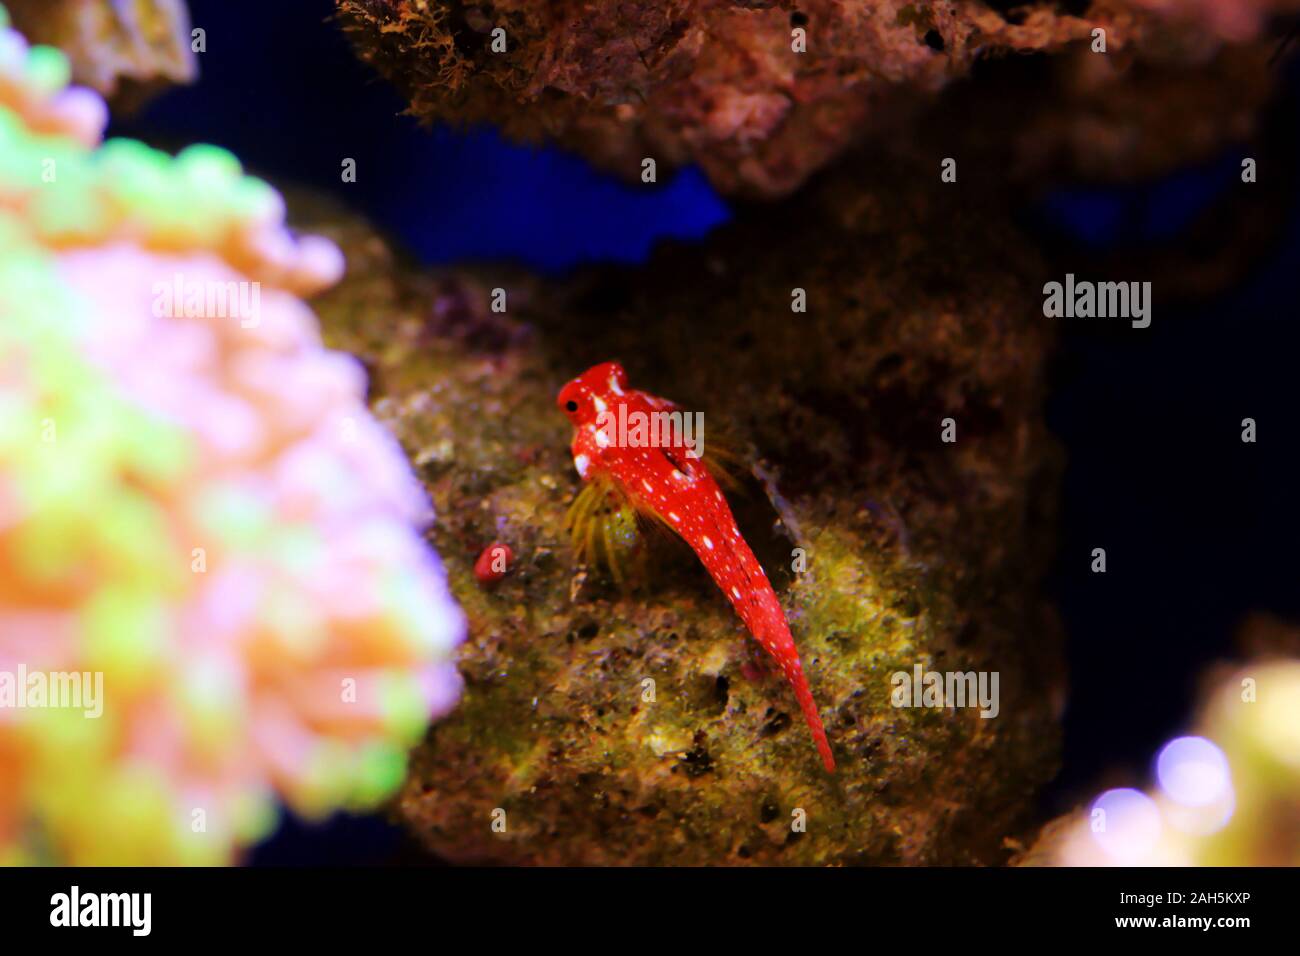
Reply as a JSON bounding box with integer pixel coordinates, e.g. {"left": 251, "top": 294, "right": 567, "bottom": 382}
{"left": 731, "top": 586, "right": 742, "bottom": 599}
{"left": 642, "top": 479, "right": 654, "bottom": 493}
{"left": 592, "top": 395, "right": 607, "bottom": 413}
{"left": 574, "top": 453, "right": 590, "bottom": 478}
{"left": 608, "top": 375, "right": 624, "bottom": 396}
{"left": 702, "top": 536, "right": 713, "bottom": 550}
{"left": 668, "top": 512, "right": 681, "bottom": 523}
{"left": 595, "top": 429, "right": 610, "bottom": 448}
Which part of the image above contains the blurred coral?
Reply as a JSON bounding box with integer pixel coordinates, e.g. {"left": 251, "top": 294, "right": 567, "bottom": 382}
{"left": 6, "top": 0, "right": 195, "bottom": 103}
{"left": 1022, "top": 631, "right": 1300, "bottom": 865}
{"left": 0, "top": 6, "right": 464, "bottom": 864}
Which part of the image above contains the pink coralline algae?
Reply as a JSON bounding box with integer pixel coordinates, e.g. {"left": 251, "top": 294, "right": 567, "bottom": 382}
{"left": 0, "top": 5, "right": 464, "bottom": 865}
{"left": 1126, "top": 0, "right": 1280, "bottom": 43}
{"left": 474, "top": 542, "right": 514, "bottom": 587}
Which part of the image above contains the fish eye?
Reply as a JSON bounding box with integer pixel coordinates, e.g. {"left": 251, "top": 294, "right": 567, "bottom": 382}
{"left": 565, "top": 400, "right": 578, "bottom": 412}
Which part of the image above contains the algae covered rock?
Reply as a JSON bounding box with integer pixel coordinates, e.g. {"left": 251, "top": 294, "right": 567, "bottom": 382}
{"left": 299, "top": 149, "right": 1065, "bottom": 864}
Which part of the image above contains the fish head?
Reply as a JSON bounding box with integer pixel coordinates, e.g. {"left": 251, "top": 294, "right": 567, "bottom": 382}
{"left": 556, "top": 360, "right": 628, "bottom": 425}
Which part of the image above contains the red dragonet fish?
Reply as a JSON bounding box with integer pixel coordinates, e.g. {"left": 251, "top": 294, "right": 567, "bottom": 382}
{"left": 556, "top": 361, "right": 835, "bottom": 772}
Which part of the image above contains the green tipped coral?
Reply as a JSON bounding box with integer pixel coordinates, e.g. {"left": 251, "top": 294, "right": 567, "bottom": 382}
{"left": 0, "top": 7, "right": 464, "bottom": 865}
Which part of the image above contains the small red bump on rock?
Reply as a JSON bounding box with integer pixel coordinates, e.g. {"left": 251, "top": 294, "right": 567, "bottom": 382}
{"left": 474, "top": 542, "right": 513, "bottom": 587}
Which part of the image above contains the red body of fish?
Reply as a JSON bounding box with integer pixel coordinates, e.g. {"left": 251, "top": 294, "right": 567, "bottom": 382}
{"left": 557, "top": 361, "right": 835, "bottom": 772}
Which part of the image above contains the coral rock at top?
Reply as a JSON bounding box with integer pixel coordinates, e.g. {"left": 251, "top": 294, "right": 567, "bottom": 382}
{"left": 0, "top": 6, "right": 464, "bottom": 865}
{"left": 336, "top": 0, "right": 1300, "bottom": 197}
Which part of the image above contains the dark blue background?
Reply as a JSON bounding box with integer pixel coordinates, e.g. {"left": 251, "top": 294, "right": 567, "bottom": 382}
{"left": 110, "top": 0, "right": 1300, "bottom": 862}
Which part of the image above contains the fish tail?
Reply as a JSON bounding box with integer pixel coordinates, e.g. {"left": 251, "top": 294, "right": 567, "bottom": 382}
{"left": 705, "top": 527, "right": 836, "bottom": 773}
{"left": 736, "top": 569, "right": 835, "bottom": 773}
{"left": 786, "top": 659, "right": 836, "bottom": 773}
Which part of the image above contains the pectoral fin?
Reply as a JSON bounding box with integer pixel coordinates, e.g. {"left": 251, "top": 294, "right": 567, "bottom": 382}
{"left": 565, "top": 474, "right": 644, "bottom": 588}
